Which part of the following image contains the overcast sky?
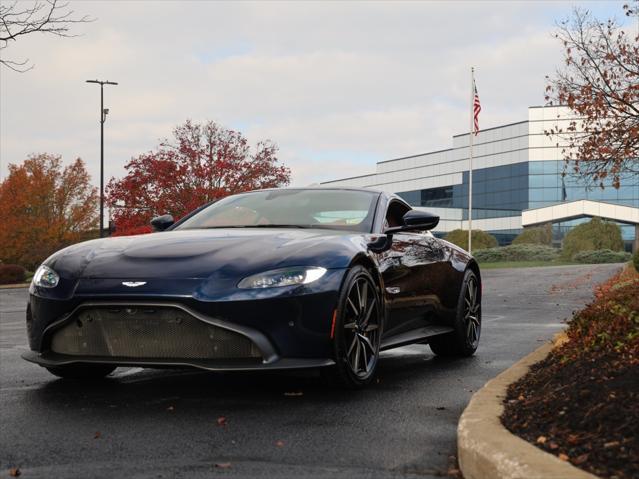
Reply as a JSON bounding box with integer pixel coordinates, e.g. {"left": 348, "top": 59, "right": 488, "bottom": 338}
{"left": 0, "top": 0, "right": 628, "bottom": 188}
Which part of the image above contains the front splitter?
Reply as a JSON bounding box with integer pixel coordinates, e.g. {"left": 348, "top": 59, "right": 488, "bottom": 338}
{"left": 22, "top": 350, "right": 335, "bottom": 372}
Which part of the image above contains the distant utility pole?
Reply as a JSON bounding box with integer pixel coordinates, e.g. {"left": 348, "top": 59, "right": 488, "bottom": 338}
{"left": 86, "top": 79, "right": 118, "bottom": 237}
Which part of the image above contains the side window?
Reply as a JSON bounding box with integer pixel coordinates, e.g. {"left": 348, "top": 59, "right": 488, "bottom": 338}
{"left": 384, "top": 201, "right": 411, "bottom": 230}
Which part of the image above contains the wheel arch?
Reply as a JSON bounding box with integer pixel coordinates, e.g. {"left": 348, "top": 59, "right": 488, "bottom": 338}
{"left": 466, "top": 259, "right": 482, "bottom": 299}
{"left": 348, "top": 253, "right": 383, "bottom": 292}
{"left": 347, "top": 253, "right": 387, "bottom": 327}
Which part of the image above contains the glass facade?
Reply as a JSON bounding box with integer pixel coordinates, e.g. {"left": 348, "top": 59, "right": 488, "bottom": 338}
{"left": 397, "top": 186, "right": 454, "bottom": 208}
{"left": 398, "top": 162, "right": 529, "bottom": 220}
{"left": 398, "top": 160, "right": 639, "bottom": 221}
{"left": 326, "top": 107, "right": 637, "bottom": 249}
{"left": 528, "top": 161, "right": 639, "bottom": 209}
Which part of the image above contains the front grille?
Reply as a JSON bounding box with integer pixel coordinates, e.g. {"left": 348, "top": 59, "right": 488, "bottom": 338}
{"left": 49, "top": 306, "right": 262, "bottom": 360}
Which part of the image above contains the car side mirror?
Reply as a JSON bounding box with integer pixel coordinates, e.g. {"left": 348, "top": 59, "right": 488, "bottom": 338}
{"left": 150, "top": 214, "right": 174, "bottom": 232}
{"left": 385, "top": 210, "right": 440, "bottom": 234}
{"left": 368, "top": 210, "right": 440, "bottom": 253}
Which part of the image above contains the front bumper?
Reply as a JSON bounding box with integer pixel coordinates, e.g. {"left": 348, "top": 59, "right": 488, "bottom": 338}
{"left": 25, "top": 271, "right": 346, "bottom": 370}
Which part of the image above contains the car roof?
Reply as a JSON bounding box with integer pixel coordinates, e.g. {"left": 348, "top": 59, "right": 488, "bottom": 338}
{"left": 247, "top": 186, "right": 383, "bottom": 194}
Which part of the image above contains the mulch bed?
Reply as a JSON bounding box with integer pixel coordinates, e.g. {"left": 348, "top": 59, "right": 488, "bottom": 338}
{"left": 501, "top": 265, "right": 639, "bottom": 479}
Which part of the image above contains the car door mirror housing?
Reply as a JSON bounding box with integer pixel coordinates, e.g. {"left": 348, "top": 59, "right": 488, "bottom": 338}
{"left": 402, "top": 210, "right": 439, "bottom": 230}
{"left": 150, "top": 214, "right": 174, "bottom": 232}
{"left": 385, "top": 210, "right": 440, "bottom": 234}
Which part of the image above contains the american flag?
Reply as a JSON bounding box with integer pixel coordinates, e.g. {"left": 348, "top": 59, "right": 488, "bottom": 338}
{"left": 473, "top": 78, "right": 481, "bottom": 135}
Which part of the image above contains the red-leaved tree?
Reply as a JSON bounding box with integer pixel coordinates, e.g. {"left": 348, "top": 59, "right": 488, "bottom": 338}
{"left": 106, "top": 120, "right": 291, "bottom": 235}
{"left": 544, "top": 4, "right": 639, "bottom": 189}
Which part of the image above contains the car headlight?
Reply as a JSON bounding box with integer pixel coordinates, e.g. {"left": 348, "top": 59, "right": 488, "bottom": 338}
{"left": 238, "top": 267, "right": 327, "bottom": 289}
{"left": 33, "top": 265, "right": 60, "bottom": 288}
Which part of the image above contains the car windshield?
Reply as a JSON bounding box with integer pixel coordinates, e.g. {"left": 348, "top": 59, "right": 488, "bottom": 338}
{"left": 175, "top": 189, "right": 379, "bottom": 233}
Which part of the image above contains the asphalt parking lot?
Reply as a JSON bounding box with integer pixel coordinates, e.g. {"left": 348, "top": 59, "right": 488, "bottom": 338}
{"left": 0, "top": 263, "right": 622, "bottom": 479}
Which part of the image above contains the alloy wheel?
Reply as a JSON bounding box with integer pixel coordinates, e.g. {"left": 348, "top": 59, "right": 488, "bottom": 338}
{"left": 464, "top": 276, "right": 481, "bottom": 347}
{"left": 342, "top": 276, "right": 380, "bottom": 378}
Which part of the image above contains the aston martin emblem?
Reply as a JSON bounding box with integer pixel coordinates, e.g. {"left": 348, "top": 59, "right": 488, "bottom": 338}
{"left": 122, "top": 281, "right": 146, "bottom": 287}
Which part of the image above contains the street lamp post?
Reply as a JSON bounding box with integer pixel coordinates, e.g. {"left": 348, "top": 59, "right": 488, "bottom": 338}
{"left": 86, "top": 79, "right": 118, "bottom": 237}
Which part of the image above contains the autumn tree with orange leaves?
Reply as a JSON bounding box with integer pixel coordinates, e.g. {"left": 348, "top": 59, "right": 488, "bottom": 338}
{"left": 544, "top": 4, "right": 639, "bottom": 189}
{"left": 106, "top": 120, "right": 291, "bottom": 236}
{"left": 0, "top": 154, "right": 98, "bottom": 269}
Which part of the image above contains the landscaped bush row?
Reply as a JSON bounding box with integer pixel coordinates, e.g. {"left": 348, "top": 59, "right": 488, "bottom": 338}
{"left": 451, "top": 219, "right": 630, "bottom": 264}
{"left": 0, "top": 264, "right": 27, "bottom": 285}
{"left": 473, "top": 244, "right": 560, "bottom": 262}
{"left": 443, "top": 229, "right": 498, "bottom": 251}
{"left": 572, "top": 249, "right": 631, "bottom": 264}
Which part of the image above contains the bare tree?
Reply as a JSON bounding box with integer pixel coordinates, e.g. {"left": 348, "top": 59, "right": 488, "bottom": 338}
{"left": 0, "top": 0, "right": 93, "bottom": 72}
{"left": 545, "top": 3, "right": 639, "bottom": 189}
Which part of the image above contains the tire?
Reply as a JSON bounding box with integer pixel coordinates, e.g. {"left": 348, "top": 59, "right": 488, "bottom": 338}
{"left": 429, "top": 269, "right": 481, "bottom": 357}
{"left": 45, "top": 364, "right": 117, "bottom": 380}
{"left": 324, "top": 265, "right": 383, "bottom": 389}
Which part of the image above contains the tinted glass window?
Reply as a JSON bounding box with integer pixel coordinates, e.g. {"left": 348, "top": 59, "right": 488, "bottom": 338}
{"left": 175, "top": 189, "right": 379, "bottom": 233}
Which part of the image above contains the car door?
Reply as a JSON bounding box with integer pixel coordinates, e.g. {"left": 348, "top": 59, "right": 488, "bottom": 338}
{"left": 375, "top": 200, "right": 424, "bottom": 337}
{"left": 377, "top": 200, "right": 451, "bottom": 338}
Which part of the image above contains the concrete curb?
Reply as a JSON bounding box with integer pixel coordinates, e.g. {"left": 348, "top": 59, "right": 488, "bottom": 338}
{"left": 0, "top": 283, "right": 30, "bottom": 289}
{"left": 457, "top": 341, "right": 599, "bottom": 479}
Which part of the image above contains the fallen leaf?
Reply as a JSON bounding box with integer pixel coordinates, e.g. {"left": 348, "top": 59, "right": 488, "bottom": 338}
{"left": 275, "top": 440, "right": 285, "bottom": 447}
{"left": 558, "top": 453, "right": 569, "bottom": 461}
{"left": 284, "top": 391, "right": 303, "bottom": 397}
{"left": 517, "top": 394, "right": 525, "bottom": 401}
{"left": 94, "top": 431, "right": 102, "bottom": 439}
{"left": 214, "top": 462, "right": 232, "bottom": 469}
{"left": 548, "top": 442, "right": 559, "bottom": 450}
{"left": 574, "top": 453, "right": 589, "bottom": 465}
{"left": 604, "top": 441, "right": 620, "bottom": 448}
{"left": 166, "top": 406, "right": 175, "bottom": 412}
{"left": 536, "top": 436, "right": 547, "bottom": 444}
{"left": 217, "top": 416, "right": 227, "bottom": 427}
{"left": 8, "top": 468, "right": 21, "bottom": 477}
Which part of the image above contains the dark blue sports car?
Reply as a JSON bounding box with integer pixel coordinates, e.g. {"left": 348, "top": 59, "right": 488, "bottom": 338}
{"left": 23, "top": 187, "right": 481, "bottom": 388}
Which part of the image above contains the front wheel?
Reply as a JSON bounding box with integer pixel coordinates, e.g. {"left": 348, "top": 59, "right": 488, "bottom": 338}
{"left": 45, "top": 364, "right": 117, "bottom": 380}
{"left": 324, "top": 265, "right": 383, "bottom": 389}
{"left": 429, "top": 269, "right": 481, "bottom": 357}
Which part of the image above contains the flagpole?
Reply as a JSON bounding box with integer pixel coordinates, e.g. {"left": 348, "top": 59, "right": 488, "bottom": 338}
{"left": 468, "top": 67, "right": 474, "bottom": 254}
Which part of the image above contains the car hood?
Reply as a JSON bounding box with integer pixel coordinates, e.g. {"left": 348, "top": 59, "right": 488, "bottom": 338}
{"left": 46, "top": 228, "right": 366, "bottom": 280}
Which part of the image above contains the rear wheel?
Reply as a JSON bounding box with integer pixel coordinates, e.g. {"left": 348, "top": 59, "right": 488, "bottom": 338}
{"left": 325, "top": 265, "right": 382, "bottom": 389}
{"left": 429, "top": 269, "right": 481, "bottom": 357}
{"left": 45, "top": 364, "right": 117, "bottom": 380}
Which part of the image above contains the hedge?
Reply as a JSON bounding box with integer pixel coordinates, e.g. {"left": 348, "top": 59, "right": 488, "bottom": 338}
{"left": 444, "top": 229, "right": 498, "bottom": 251}
{"left": 0, "top": 264, "right": 27, "bottom": 285}
{"left": 572, "top": 249, "right": 632, "bottom": 264}
{"left": 473, "top": 244, "right": 560, "bottom": 263}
